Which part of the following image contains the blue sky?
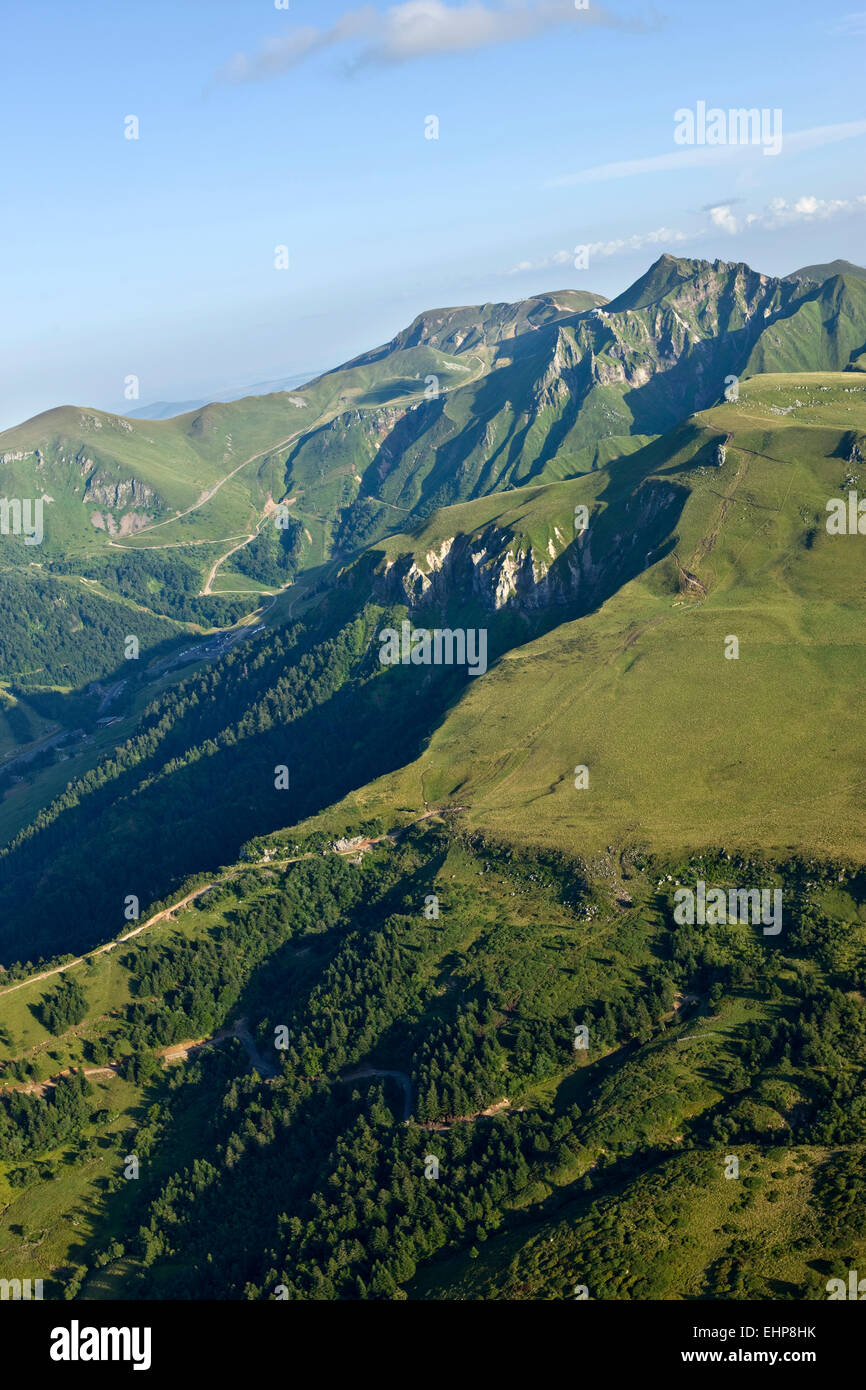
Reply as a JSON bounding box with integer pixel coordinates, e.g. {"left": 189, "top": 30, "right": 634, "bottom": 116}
{"left": 2, "top": 0, "right": 865, "bottom": 427}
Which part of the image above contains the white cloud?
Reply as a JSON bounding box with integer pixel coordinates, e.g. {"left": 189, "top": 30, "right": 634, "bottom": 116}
{"left": 507, "top": 248, "right": 574, "bottom": 274}
{"left": 219, "top": 11, "right": 376, "bottom": 82}
{"left": 708, "top": 204, "right": 739, "bottom": 235}
{"left": 218, "top": 1, "right": 662, "bottom": 81}
{"left": 375, "top": 0, "right": 569, "bottom": 60}
{"left": 588, "top": 226, "right": 692, "bottom": 257}
{"left": 507, "top": 226, "right": 692, "bottom": 273}
{"left": 549, "top": 120, "right": 866, "bottom": 186}
{"left": 708, "top": 192, "right": 866, "bottom": 234}
{"left": 366, "top": 0, "right": 647, "bottom": 63}
{"left": 506, "top": 185, "right": 866, "bottom": 279}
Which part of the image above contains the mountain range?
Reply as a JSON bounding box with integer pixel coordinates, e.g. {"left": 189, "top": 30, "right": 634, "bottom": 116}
{"left": 3, "top": 256, "right": 865, "bottom": 576}
{"left": 1, "top": 252, "right": 865, "bottom": 1306}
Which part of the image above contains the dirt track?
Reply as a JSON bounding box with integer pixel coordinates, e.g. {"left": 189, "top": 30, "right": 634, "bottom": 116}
{"left": 0, "top": 808, "right": 465, "bottom": 1003}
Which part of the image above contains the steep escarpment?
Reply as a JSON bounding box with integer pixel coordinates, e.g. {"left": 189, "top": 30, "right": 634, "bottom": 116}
{"left": 371, "top": 475, "right": 685, "bottom": 621}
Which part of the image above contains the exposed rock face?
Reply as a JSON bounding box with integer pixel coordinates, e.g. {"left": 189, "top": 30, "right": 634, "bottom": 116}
{"left": 377, "top": 480, "right": 683, "bottom": 618}
{"left": 89, "top": 509, "right": 153, "bottom": 535}
{"left": 83, "top": 474, "right": 159, "bottom": 510}
{"left": 344, "top": 292, "right": 604, "bottom": 368}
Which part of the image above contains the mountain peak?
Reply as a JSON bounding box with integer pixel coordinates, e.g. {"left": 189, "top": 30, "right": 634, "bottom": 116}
{"left": 604, "top": 252, "right": 709, "bottom": 312}
{"left": 784, "top": 258, "right": 866, "bottom": 285}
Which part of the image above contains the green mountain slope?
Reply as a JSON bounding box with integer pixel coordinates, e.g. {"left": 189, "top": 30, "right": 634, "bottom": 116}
{"left": 745, "top": 275, "right": 866, "bottom": 374}
{"left": 320, "top": 258, "right": 866, "bottom": 550}
{"left": 3, "top": 370, "right": 863, "bottom": 972}
{"left": 1, "top": 335, "right": 866, "bottom": 1304}
{"left": 2, "top": 812, "right": 864, "bottom": 1304}
{"left": 3, "top": 256, "right": 866, "bottom": 692}
{"left": 323, "top": 372, "right": 866, "bottom": 861}
{"left": 785, "top": 258, "right": 866, "bottom": 285}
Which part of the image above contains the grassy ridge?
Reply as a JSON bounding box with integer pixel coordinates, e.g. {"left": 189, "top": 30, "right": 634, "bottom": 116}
{"left": 343, "top": 373, "right": 866, "bottom": 859}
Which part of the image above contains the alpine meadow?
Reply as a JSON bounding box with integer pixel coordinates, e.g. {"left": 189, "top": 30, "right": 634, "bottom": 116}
{"left": 2, "top": 0, "right": 866, "bottom": 1363}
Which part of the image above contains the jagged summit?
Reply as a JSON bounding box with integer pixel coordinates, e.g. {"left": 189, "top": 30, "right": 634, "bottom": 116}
{"left": 3, "top": 251, "right": 866, "bottom": 571}
{"left": 339, "top": 288, "right": 606, "bottom": 369}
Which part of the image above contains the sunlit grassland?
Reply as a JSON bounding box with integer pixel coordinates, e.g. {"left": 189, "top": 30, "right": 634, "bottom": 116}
{"left": 337, "top": 375, "right": 866, "bottom": 861}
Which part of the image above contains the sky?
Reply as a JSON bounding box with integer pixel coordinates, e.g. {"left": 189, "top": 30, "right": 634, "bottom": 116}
{"left": 1, "top": 0, "right": 865, "bottom": 428}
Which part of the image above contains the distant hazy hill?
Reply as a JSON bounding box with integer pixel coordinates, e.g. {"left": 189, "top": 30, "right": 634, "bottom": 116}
{"left": 126, "top": 370, "right": 323, "bottom": 420}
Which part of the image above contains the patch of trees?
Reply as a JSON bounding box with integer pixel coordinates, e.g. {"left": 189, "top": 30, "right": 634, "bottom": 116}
{"left": 810, "top": 1151, "right": 866, "bottom": 1246}
{"left": 6, "top": 828, "right": 866, "bottom": 1302}
{"left": 231, "top": 520, "right": 303, "bottom": 587}
{"left": 120, "top": 1073, "right": 585, "bottom": 1300}
{"left": 0, "top": 607, "right": 390, "bottom": 961}
{"left": 39, "top": 976, "right": 89, "bottom": 1034}
{"left": 0, "top": 570, "right": 174, "bottom": 686}
{"left": 0, "top": 1071, "right": 91, "bottom": 1160}
{"left": 49, "top": 550, "right": 248, "bottom": 627}
{"left": 413, "top": 1001, "right": 504, "bottom": 1122}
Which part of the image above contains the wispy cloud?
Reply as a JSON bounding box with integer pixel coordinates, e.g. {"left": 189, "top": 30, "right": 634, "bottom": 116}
{"left": 708, "top": 192, "right": 866, "bottom": 235}
{"left": 218, "top": 0, "right": 663, "bottom": 82}
{"left": 508, "top": 249, "right": 574, "bottom": 275}
{"left": 507, "top": 225, "right": 692, "bottom": 273}
{"left": 548, "top": 120, "right": 866, "bottom": 186}
{"left": 700, "top": 197, "right": 743, "bottom": 213}
{"left": 830, "top": 11, "right": 866, "bottom": 34}
{"left": 507, "top": 186, "right": 866, "bottom": 277}
{"left": 219, "top": 11, "right": 376, "bottom": 82}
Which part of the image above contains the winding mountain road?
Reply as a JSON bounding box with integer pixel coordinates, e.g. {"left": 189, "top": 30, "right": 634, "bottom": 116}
{"left": 0, "top": 807, "right": 465, "bottom": 1002}
{"left": 0, "top": 882, "right": 226, "bottom": 1000}
{"left": 340, "top": 1066, "right": 413, "bottom": 1121}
